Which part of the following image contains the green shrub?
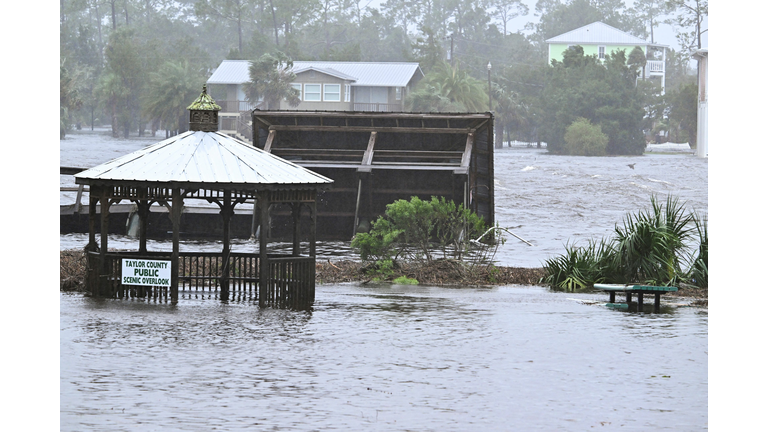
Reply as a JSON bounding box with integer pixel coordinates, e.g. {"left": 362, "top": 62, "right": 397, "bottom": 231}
{"left": 564, "top": 118, "right": 609, "bottom": 156}
{"left": 352, "top": 196, "right": 487, "bottom": 264}
{"left": 393, "top": 276, "right": 419, "bottom": 285}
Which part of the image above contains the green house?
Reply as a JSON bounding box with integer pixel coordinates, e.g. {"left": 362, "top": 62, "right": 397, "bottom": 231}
{"left": 546, "top": 21, "right": 667, "bottom": 92}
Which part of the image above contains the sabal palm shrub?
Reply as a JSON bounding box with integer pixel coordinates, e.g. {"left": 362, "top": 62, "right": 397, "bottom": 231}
{"left": 542, "top": 195, "right": 707, "bottom": 290}
{"left": 542, "top": 238, "right": 616, "bottom": 291}
{"left": 612, "top": 196, "right": 693, "bottom": 285}
{"left": 686, "top": 213, "right": 708, "bottom": 288}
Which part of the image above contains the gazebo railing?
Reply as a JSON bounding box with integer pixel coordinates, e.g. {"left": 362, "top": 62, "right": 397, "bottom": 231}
{"left": 86, "top": 251, "right": 316, "bottom": 308}
{"left": 263, "top": 256, "right": 315, "bottom": 309}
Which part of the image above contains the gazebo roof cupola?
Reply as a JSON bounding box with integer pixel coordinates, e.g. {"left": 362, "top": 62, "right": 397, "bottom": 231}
{"left": 187, "top": 85, "right": 221, "bottom": 132}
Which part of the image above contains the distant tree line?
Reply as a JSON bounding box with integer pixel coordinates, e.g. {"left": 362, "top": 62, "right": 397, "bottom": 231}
{"left": 60, "top": 0, "right": 706, "bottom": 153}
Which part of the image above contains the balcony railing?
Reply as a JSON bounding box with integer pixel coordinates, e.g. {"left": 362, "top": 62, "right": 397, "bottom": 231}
{"left": 646, "top": 60, "right": 664, "bottom": 74}
{"left": 353, "top": 102, "right": 402, "bottom": 112}
{"left": 218, "top": 100, "right": 262, "bottom": 113}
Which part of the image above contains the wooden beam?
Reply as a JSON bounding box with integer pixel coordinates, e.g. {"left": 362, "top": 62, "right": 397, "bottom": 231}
{"left": 264, "top": 129, "right": 276, "bottom": 152}
{"left": 358, "top": 131, "right": 376, "bottom": 172}
{"left": 267, "top": 125, "right": 473, "bottom": 134}
{"left": 254, "top": 111, "right": 490, "bottom": 120}
{"left": 460, "top": 132, "right": 474, "bottom": 169}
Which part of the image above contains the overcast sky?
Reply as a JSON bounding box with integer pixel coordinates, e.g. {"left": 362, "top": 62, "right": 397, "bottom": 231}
{"left": 365, "top": 0, "right": 708, "bottom": 53}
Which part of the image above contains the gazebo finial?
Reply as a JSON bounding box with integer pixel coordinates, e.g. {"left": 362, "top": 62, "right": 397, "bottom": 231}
{"left": 187, "top": 84, "right": 222, "bottom": 132}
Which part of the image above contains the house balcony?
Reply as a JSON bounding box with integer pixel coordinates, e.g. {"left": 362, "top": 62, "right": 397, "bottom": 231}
{"left": 645, "top": 60, "right": 664, "bottom": 76}
{"left": 353, "top": 102, "right": 403, "bottom": 112}
{"left": 219, "top": 100, "right": 261, "bottom": 113}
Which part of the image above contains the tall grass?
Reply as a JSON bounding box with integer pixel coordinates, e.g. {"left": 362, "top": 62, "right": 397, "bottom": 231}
{"left": 542, "top": 195, "right": 707, "bottom": 290}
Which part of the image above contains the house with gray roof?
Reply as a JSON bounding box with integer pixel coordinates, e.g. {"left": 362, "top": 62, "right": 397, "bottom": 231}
{"left": 546, "top": 22, "right": 668, "bottom": 91}
{"left": 207, "top": 60, "right": 424, "bottom": 112}
{"left": 207, "top": 60, "right": 424, "bottom": 141}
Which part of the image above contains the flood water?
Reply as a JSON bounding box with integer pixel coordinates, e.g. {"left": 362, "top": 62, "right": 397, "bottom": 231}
{"left": 60, "top": 129, "right": 708, "bottom": 430}
{"left": 60, "top": 128, "right": 708, "bottom": 268}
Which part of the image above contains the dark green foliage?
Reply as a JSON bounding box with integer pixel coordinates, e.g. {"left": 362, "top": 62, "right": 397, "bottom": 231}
{"left": 666, "top": 83, "right": 698, "bottom": 146}
{"left": 540, "top": 48, "right": 646, "bottom": 155}
{"left": 542, "top": 195, "right": 707, "bottom": 290}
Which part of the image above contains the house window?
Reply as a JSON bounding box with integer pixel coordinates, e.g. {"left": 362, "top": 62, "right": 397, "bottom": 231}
{"left": 304, "top": 84, "right": 321, "bottom": 101}
{"left": 598, "top": 46, "right": 606, "bottom": 59}
{"left": 290, "top": 83, "right": 302, "bottom": 100}
{"left": 395, "top": 87, "right": 402, "bottom": 101}
{"left": 344, "top": 84, "right": 351, "bottom": 102}
{"left": 324, "top": 84, "right": 341, "bottom": 102}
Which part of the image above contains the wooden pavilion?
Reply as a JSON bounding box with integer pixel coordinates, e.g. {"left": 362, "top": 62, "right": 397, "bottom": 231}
{"left": 75, "top": 86, "right": 333, "bottom": 309}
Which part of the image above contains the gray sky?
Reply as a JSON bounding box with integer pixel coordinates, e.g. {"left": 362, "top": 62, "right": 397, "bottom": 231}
{"left": 365, "top": 0, "right": 708, "bottom": 52}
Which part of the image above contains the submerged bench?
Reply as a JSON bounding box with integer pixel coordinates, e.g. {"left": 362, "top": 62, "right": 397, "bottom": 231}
{"left": 594, "top": 284, "right": 678, "bottom": 313}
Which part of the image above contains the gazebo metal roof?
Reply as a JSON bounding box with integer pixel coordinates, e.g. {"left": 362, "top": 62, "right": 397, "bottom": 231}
{"left": 75, "top": 130, "right": 333, "bottom": 190}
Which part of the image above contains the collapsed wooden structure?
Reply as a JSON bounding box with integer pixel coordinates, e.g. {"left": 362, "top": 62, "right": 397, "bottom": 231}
{"left": 75, "top": 87, "right": 333, "bottom": 309}
{"left": 252, "top": 111, "right": 495, "bottom": 239}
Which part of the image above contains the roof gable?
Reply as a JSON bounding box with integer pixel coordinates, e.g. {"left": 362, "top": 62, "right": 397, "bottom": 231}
{"left": 546, "top": 22, "right": 649, "bottom": 46}
{"left": 293, "top": 66, "right": 358, "bottom": 81}
{"left": 206, "top": 60, "right": 423, "bottom": 87}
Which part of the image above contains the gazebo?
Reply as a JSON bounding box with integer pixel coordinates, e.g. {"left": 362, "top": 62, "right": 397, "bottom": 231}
{"left": 75, "top": 86, "right": 333, "bottom": 309}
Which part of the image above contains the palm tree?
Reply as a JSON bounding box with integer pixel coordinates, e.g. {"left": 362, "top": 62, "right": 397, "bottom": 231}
{"left": 422, "top": 62, "right": 488, "bottom": 112}
{"left": 143, "top": 60, "right": 205, "bottom": 134}
{"left": 244, "top": 52, "right": 300, "bottom": 110}
{"left": 95, "top": 71, "right": 129, "bottom": 138}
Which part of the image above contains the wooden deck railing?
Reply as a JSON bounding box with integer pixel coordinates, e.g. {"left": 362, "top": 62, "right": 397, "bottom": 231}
{"left": 87, "top": 251, "right": 315, "bottom": 308}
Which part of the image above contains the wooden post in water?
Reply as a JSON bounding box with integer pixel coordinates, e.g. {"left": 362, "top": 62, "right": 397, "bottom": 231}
{"left": 259, "top": 191, "right": 270, "bottom": 308}
{"left": 137, "top": 199, "right": 151, "bottom": 254}
{"left": 292, "top": 203, "right": 301, "bottom": 257}
{"left": 171, "top": 188, "right": 182, "bottom": 303}
{"left": 99, "top": 192, "right": 110, "bottom": 297}
{"left": 220, "top": 189, "right": 232, "bottom": 300}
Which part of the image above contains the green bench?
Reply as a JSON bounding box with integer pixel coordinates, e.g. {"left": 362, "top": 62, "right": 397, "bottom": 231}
{"left": 594, "top": 284, "right": 678, "bottom": 313}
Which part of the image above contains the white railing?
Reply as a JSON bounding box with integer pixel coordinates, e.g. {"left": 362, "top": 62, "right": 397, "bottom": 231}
{"left": 646, "top": 60, "right": 664, "bottom": 74}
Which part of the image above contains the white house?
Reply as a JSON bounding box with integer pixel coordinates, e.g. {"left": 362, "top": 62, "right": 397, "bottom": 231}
{"left": 546, "top": 22, "right": 668, "bottom": 92}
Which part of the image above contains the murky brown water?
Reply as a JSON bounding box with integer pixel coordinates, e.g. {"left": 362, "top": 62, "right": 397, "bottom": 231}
{"left": 60, "top": 129, "right": 708, "bottom": 430}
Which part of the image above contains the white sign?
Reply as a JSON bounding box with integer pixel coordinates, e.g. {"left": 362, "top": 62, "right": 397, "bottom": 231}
{"left": 121, "top": 258, "right": 171, "bottom": 287}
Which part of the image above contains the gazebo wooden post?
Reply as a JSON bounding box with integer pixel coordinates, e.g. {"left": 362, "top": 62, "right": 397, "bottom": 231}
{"left": 259, "top": 191, "right": 270, "bottom": 308}
{"left": 87, "top": 186, "right": 99, "bottom": 296}
{"left": 292, "top": 203, "right": 301, "bottom": 257}
{"left": 220, "top": 189, "right": 232, "bottom": 301}
{"left": 99, "top": 190, "right": 110, "bottom": 297}
{"left": 309, "top": 201, "right": 317, "bottom": 258}
{"left": 171, "top": 187, "right": 182, "bottom": 303}
{"left": 137, "top": 198, "right": 151, "bottom": 254}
